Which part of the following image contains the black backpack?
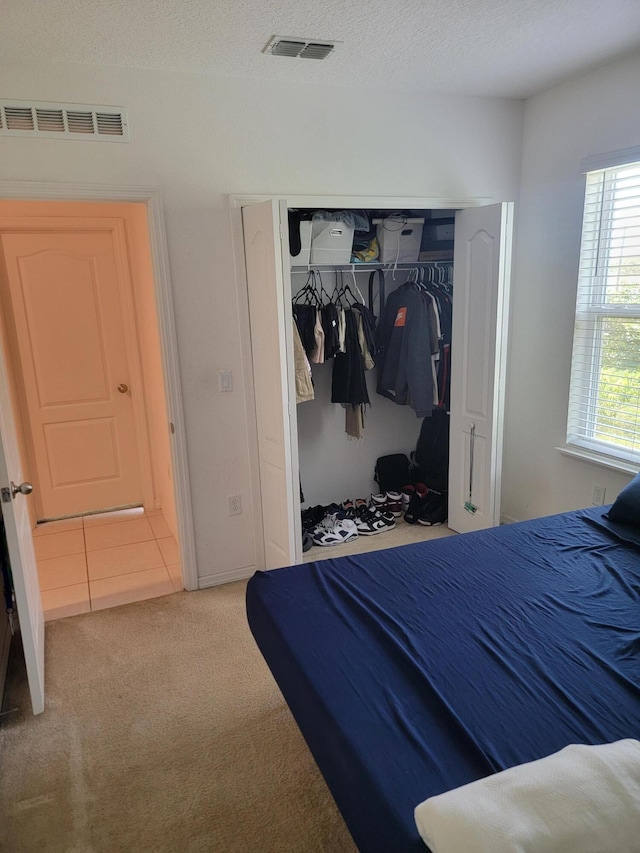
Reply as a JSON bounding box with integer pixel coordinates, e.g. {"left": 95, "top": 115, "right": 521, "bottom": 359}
{"left": 410, "top": 410, "right": 450, "bottom": 491}
{"left": 374, "top": 453, "right": 411, "bottom": 493}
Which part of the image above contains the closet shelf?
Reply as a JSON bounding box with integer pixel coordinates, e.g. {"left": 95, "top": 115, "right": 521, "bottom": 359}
{"left": 291, "top": 259, "right": 453, "bottom": 273}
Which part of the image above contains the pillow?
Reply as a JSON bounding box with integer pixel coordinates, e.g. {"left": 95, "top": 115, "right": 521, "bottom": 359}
{"left": 606, "top": 472, "right": 640, "bottom": 526}
{"left": 414, "top": 740, "right": 640, "bottom": 853}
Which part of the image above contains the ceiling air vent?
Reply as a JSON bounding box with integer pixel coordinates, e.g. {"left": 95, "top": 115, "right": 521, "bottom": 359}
{"left": 264, "top": 36, "right": 339, "bottom": 60}
{"left": 5, "top": 106, "right": 35, "bottom": 131}
{"left": 0, "top": 100, "right": 129, "bottom": 142}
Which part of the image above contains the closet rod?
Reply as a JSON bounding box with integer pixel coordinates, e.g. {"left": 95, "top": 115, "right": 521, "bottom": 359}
{"left": 291, "top": 261, "right": 453, "bottom": 272}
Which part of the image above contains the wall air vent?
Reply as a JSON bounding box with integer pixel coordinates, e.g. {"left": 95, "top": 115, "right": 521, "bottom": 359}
{"left": 0, "top": 100, "right": 129, "bottom": 142}
{"left": 264, "top": 36, "right": 339, "bottom": 60}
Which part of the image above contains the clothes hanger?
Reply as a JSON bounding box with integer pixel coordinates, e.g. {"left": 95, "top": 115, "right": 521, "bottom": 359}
{"left": 292, "top": 270, "right": 321, "bottom": 305}
{"left": 349, "top": 268, "right": 366, "bottom": 304}
{"left": 332, "top": 270, "right": 347, "bottom": 307}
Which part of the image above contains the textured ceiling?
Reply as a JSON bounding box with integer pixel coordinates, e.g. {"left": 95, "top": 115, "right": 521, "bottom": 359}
{"left": 3, "top": 0, "right": 640, "bottom": 98}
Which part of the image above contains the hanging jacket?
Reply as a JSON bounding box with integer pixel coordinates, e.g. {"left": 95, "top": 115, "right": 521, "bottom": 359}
{"left": 377, "top": 283, "right": 434, "bottom": 417}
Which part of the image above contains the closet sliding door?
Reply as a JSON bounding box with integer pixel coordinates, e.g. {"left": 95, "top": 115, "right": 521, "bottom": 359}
{"left": 448, "top": 203, "right": 513, "bottom": 534}
{"left": 242, "top": 200, "right": 301, "bottom": 569}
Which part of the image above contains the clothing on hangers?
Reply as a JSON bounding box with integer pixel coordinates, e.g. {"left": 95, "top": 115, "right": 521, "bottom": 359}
{"left": 352, "top": 302, "right": 378, "bottom": 363}
{"left": 376, "top": 282, "right": 434, "bottom": 417}
{"left": 293, "top": 319, "right": 314, "bottom": 404}
{"left": 310, "top": 309, "right": 325, "bottom": 364}
{"left": 292, "top": 304, "right": 316, "bottom": 357}
{"left": 375, "top": 263, "right": 453, "bottom": 416}
{"left": 321, "top": 303, "right": 340, "bottom": 359}
{"left": 355, "top": 311, "right": 375, "bottom": 371}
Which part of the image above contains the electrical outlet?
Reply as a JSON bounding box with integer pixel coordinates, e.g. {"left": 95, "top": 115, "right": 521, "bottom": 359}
{"left": 228, "top": 494, "right": 242, "bottom": 516}
{"left": 592, "top": 484, "right": 606, "bottom": 506}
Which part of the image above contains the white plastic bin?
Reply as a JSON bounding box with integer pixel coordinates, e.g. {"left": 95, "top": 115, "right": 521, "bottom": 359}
{"left": 374, "top": 217, "right": 424, "bottom": 263}
{"left": 310, "top": 217, "right": 354, "bottom": 264}
{"left": 290, "top": 220, "right": 312, "bottom": 266}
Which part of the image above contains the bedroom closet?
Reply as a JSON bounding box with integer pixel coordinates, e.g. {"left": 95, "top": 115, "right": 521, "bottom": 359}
{"left": 237, "top": 195, "right": 513, "bottom": 571}
{"left": 290, "top": 209, "right": 456, "bottom": 559}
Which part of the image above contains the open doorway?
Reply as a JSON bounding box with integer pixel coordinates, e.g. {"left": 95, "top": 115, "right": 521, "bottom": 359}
{"left": 0, "top": 199, "right": 184, "bottom": 619}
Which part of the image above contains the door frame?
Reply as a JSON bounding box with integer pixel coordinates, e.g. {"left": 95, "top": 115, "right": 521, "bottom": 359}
{"left": 229, "top": 193, "right": 495, "bottom": 570}
{"left": 0, "top": 181, "right": 198, "bottom": 591}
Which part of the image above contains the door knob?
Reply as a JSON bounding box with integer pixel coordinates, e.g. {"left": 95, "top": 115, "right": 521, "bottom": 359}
{"left": 11, "top": 481, "right": 33, "bottom": 497}
{"left": 117, "top": 384, "right": 129, "bottom": 394}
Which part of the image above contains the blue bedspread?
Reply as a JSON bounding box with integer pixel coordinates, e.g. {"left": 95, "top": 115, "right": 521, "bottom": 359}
{"left": 246, "top": 508, "right": 640, "bottom": 852}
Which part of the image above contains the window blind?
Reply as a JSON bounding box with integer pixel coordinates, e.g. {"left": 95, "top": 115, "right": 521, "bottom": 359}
{"left": 567, "top": 161, "right": 640, "bottom": 465}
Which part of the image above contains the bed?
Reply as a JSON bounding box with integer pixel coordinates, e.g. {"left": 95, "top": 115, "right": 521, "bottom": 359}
{"left": 246, "top": 506, "right": 640, "bottom": 852}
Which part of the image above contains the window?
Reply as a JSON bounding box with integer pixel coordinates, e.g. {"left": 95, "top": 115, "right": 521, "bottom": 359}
{"left": 567, "top": 158, "right": 640, "bottom": 466}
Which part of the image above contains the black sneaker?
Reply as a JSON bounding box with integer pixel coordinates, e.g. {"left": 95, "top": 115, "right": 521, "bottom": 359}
{"left": 361, "top": 498, "right": 394, "bottom": 527}
{"left": 404, "top": 490, "right": 429, "bottom": 524}
{"left": 418, "top": 494, "right": 448, "bottom": 526}
{"left": 354, "top": 504, "right": 388, "bottom": 535}
{"left": 301, "top": 505, "right": 325, "bottom": 531}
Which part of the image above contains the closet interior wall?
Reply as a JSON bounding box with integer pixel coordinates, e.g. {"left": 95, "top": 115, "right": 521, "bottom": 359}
{"left": 293, "top": 208, "right": 455, "bottom": 508}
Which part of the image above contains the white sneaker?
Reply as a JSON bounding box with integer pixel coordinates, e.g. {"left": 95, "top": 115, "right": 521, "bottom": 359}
{"left": 311, "top": 515, "right": 358, "bottom": 546}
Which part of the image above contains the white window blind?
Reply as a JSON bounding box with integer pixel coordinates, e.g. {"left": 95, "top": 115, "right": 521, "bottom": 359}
{"left": 567, "top": 160, "right": 640, "bottom": 465}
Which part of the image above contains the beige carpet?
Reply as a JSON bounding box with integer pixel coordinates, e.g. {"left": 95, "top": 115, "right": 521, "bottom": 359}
{"left": 0, "top": 584, "right": 357, "bottom": 853}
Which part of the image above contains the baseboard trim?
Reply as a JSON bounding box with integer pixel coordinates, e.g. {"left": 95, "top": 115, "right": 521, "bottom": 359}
{"left": 198, "top": 565, "right": 257, "bottom": 589}
{"left": 500, "top": 513, "right": 520, "bottom": 525}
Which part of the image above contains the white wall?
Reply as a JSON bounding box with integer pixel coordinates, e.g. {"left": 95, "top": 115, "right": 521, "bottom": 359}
{"left": 503, "top": 51, "right": 640, "bottom": 521}
{"left": 0, "top": 60, "right": 523, "bottom": 583}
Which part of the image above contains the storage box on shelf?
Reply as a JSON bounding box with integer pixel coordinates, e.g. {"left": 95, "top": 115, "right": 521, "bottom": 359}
{"left": 310, "top": 217, "right": 355, "bottom": 264}
{"left": 373, "top": 216, "right": 424, "bottom": 263}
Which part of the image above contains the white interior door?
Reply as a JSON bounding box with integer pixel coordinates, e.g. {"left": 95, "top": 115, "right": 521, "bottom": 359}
{"left": 242, "top": 200, "right": 300, "bottom": 569}
{"left": 0, "top": 227, "right": 144, "bottom": 520}
{"left": 0, "top": 346, "right": 44, "bottom": 715}
{"left": 448, "top": 203, "right": 513, "bottom": 534}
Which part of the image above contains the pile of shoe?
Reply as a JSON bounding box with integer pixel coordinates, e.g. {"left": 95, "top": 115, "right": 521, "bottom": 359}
{"left": 301, "top": 486, "right": 447, "bottom": 549}
{"left": 342, "top": 498, "right": 396, "bottom": 536}
{"left": 302, "top": 504, "right": 358, "bottom": 548}
{"left": 302, "top": 496, "right": 398, "bottom": 548}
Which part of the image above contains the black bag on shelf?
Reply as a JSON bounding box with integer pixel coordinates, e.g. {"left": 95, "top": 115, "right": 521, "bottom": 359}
{"left": 374, "top": 453, "right": 411, "bottom": 493}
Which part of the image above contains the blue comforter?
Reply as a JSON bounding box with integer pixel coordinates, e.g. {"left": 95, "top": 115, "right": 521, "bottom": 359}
{"left": 246, "top": 508, "right": 640, "bottom": 852}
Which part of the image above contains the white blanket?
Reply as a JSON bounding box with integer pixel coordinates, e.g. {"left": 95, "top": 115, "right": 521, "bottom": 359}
{"left": 414, "top": 740, "right": 640, "bottom": 853}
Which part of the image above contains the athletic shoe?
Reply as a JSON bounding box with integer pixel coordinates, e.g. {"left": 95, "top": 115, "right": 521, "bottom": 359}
{"left": 356, "top": 495, "right": 396, "bottom": 530}
{"left": 359, "top": 497, "right": 395, "bottom": 529}
{"left": 403, "top": 484, "right": 430, "bottom": 524}
{"left": 301, "top": 504, "right": 325, "bottom": 531}
{"left": 385, "top": 490, "right": 404, "bottom": 517}
{"left": 341, "top": 499, "right": 357, "bottom": 519}
{"left": 311, "top": 514, "right": 358, "bottom": 546}
{"left": 325, "top": 502, "right": 348, "bottom": 519}
{"left": 418, "top": 493, "right": 448, "bottom": 527}
{"left": 354, "top": 504, "right": 388, "bottom": 535}
{"left": 372, "top": 507, "right": 396, "bottom": 530}
{"left": 369, "top": 492, "right": 388, "bottom": 512}
{"left": 401, "top": 485, "right": 416, "bottom": 510}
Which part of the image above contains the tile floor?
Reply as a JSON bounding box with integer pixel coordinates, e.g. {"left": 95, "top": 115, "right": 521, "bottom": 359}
{"left": 303, "top": 516, "right": 455, "bottom": 563}
{"left": 34, "top": 507, "right": 182, "bottom": 621}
